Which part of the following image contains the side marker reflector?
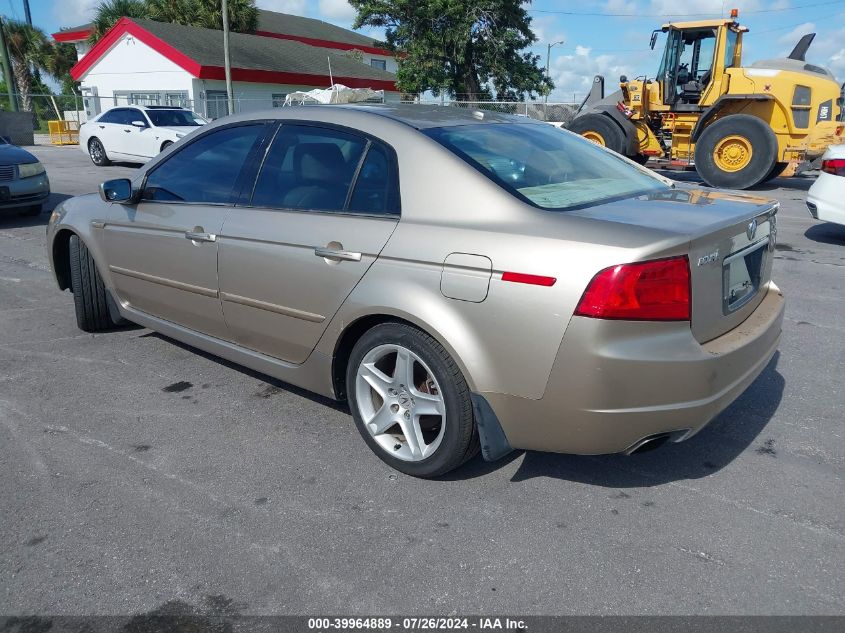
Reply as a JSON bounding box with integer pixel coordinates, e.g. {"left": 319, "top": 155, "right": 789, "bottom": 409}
{"left": 501, "top": 272, "right": 556, "bottom": 287}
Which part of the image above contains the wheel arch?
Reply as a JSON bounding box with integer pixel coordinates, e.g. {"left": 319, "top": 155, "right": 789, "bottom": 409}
{"left": 329, "top": 309, "right": 481, "bottom": 402}
{"left": 691, "top": 94, "right": 776, "bottom": 142}
{"left": 51, "top": 227, "right": 77, "bottom": 291}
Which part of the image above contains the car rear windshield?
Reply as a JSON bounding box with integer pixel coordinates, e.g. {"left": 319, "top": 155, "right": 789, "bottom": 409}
{"left": 424, "top": 122, "right": 668, "bottom": 211}
{"left": 146, "top": 109, "right": 203, "bottom": 127}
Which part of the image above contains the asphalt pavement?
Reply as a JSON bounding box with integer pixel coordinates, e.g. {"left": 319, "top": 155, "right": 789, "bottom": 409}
{"left": 0, "top": 144, "right": 843, "bottom": 616}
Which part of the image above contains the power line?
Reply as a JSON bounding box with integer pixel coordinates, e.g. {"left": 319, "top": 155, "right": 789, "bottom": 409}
{"left": 529, "top": 0, "right": 845, "bottom": 18}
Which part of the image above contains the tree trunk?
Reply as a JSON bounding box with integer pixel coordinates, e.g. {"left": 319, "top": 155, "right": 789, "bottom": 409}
{"left": 12, "top": 61, "right": 32, "bottom": 112}
{"left": 456, "top": 43, "right": 483, "bottom": 101}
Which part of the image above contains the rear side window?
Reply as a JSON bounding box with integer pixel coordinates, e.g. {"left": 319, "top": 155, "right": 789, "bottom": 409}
{"left": 98, "top": 109, "right": 125, "bottom": 124}
{"left": 142, "top": 124, "right": 265, "bottom": 204}
{"left": 348, "top": 143, "right": 400, "bottom": 215}
{"left": 251, "top": 124, "right": 367, "bottom": 212}
{"left": 425, "top": 123, "right": 667, "bottom": 211}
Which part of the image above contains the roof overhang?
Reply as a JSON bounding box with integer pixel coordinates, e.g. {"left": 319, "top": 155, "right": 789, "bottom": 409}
{"left": 254, "top": 31, "right": 392, "bottom": 57}
{"left": 70, "top": 17, "right": 397, "bottom": 91}
{"left": 52, "top": 27, "right": 94, "bottom": 43}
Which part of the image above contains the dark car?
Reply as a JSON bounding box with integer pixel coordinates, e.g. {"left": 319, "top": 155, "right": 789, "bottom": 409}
{"left": 0, "top": 138, "right": 50, "bottom": 216}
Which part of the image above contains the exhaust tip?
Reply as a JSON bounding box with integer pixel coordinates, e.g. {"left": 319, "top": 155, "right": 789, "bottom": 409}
{"left": 623, "top": 429, "right": 690, "bottom": 456}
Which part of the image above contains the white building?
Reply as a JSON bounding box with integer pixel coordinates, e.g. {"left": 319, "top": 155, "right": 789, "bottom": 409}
{"left": 52, "top": 9, "right": 400, "bottom": 120}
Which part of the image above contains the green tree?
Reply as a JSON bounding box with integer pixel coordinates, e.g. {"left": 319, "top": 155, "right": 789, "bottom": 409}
{"left": 42, "top": 42, "right": 80, "bottom": 95}
{"left": 2, "top": 19, "right": 49, "bottom": 112}
{"left": 91, "top": 0, "right": 258, "bottom": 44}
{"left": 89, "top": 0, "right": 150, "bottom": 43}
{"left": 349, "top": 0, "right": 551, "bottom": 101}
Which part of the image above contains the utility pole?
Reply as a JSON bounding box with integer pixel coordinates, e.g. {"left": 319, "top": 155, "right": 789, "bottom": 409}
{"left": 222, "top": 0, "right": 234, "bottom": 116}
{"left": 23, "top": 0, "right": 32, "bottom": 25}
{"left": 544, "top": 40, "right": 565, "bottom": 106}
{"left": 0, "top": 17, "right": 17, "bottom": 112}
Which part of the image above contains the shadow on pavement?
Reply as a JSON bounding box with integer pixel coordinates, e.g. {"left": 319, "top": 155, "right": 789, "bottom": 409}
{"left": 804, "top": 222, "right": 845, "bottom": 246}
{"left": 0, "top": 193, "right": 73, "bottom": 228}
{"left": 653, "top": 168, "right": 816, "bottom": 193}
{"left": 451, "top": 352, "right": 784, "bottom": 486}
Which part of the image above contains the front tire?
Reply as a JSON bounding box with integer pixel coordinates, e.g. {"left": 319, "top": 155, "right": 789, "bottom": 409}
{"left": 88, "top": 137, "right": 111, "bottom": 166}
{"left": 346, "top": 322, "right": 478, "bottom": 478}
{"left": 568, "top": 113, "right": 626, "bottom": 154}
{"left": 694, "top": 115, "right": 777, "bottom": 189}
{"left": 68, "top": 234, "right": 118, "bottom": 332}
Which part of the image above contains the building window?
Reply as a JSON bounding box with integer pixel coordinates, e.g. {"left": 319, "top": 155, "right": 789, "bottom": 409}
{"left": 370, "top": 59, "right": 387, "bottom": 71}
{"left": 272, "top": 93, "right": 288, "bottom": 108}
{"left": 129, "top": 92, "right": 161, "bottom": 106}
{"left": 164, "top": 92, "right": 188, "bottom": 107}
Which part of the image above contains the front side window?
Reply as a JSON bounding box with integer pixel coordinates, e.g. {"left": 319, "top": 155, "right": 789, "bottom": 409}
{"left": 142, "top": 124, "right": 266, "bottom": 204}
{"left": 125, "top": 109, "right": 148, "bottom": 126}
{"left": 425, "top": 123, "right": 668, "bottom": 211}
{"left": 251, "top": 124, "right": 367, "bottom": 212}
{"left": 146, "top": 109, "right": 202, "bottom": 127}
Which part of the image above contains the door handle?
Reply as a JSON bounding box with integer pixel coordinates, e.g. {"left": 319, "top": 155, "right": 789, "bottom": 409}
{"left": 185, "top": 230, "right": 216, "bottom": 243}
{"left": 98, "top": 125, "right": 104, "bottom": 129}
{"left": 123, "top": 128, "right": 132, "bottom": 133}
{"left": 314, "top": 247, "right": 361, "bottom": 262}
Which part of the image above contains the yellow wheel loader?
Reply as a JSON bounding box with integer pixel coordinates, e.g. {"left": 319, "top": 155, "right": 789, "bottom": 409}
{"left": 568, "top": 10, "right": 844, "bottom": 189}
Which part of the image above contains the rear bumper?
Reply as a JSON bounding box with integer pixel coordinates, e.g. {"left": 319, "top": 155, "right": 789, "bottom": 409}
{"left": 807, "top": 172, "right": 845, "bottom": 226}
{"left": 481, "top": 283, "right": 784, "bottom": 455}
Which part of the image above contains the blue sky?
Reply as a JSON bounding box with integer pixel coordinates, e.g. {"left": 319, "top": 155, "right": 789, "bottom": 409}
{"left": 23, "top": 0, "right": 845, "bottom": 100}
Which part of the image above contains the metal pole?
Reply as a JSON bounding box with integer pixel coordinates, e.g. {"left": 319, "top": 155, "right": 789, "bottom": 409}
{"left": 23, "top": 0, "right": 32, "bottom": 25}
{"left": 0, "top": 18, "right": 18, "bottom": 112}
{"left": 544, "top": 43, "right": 551, "bottom": 108}
{"left": 222, "top": 0, "right": 234, "bottom": 115}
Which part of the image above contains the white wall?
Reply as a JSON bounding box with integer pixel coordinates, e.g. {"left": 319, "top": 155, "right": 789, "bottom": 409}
{"left": 81, "top": 33, "right": 195, "bottom": 102}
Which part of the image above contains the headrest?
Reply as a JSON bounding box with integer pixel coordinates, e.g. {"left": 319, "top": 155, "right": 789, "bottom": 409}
{"left": 294, "top": 143, "right": 346, "bottom": 182}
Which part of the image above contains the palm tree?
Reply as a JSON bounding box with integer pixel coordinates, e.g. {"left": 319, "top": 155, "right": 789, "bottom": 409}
{"left": 192, "top": 0, "right": 259, "bottom": 33}
{"left": 89, "top": 0, "right": 150, "bottom": 43}
{"left": 42, "top": 42, "right": 80, "bottom": 95}
{"left": 2, "top": 19, "right": 48, "bottom": 112}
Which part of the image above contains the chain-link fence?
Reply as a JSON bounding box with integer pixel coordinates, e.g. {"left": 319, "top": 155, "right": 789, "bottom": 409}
{"left": 0, "top": 91, "right": 580, "bottom": 146}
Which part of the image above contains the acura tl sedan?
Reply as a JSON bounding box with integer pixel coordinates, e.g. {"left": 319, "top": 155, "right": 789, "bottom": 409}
{"left": 47, "top": 105, "right": 784, "bottom": 477}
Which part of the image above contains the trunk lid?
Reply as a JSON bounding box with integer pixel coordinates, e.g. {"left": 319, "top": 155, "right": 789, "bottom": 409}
{"left": 566, "top": 186, "right": 779, "bottom": 343}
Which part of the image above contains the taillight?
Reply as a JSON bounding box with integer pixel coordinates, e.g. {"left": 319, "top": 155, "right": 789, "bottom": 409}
{"left": 821, "top": 158, "right": 845, "bottom": 176}
{"left": 575, "top": 256, "right": 691, "bottom": 321}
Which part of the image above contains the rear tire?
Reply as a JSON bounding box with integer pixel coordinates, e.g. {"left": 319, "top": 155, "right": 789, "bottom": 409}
{"left": 346, "top": 322, "right": 479, "bottom": 478}
{"left": 88, "top": 137, "right": 111, "bottom": 166}
{"left": 632, "top": 154, "right": 650, "bottom": 165}
{"left": 694, "top": 115, "right": 777, "bottom": 189}
{"left": 568, "top": 114, "right": 626, "bottom": 154}
{"left": 68, "top": 234, "right": 117, "bottom": 332}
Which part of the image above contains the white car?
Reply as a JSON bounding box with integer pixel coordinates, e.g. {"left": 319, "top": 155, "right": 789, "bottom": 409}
{"left": 80, "top": 106, "right": 206, "bottom": 167}
{"left": 807, "top": 144, "right": 845, "bottom": 227}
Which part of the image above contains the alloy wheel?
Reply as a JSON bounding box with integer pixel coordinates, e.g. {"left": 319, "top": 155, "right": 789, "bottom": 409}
{"left": 355, "top": 344, "right": 446, "bottom": 462}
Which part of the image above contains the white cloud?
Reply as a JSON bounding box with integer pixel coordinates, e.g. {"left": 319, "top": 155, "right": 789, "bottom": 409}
{"left": 549, "top": 47, "right": 641, "bottom": 102}
{"left": 318, "top": 0, "right": 357, "bottom": 21}
{"left": 53, "top": 0, "right": 99, "bottom": 25}
{"left": 256, "top": 0, "right": 307, "bottom": 14}
{"left": 778, "top": 22, "right": 816, "bottom": 46}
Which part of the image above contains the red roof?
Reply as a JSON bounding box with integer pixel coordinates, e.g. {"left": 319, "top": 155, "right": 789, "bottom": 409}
{"left": 70, "top": 17, "right": 397, "bottom": 91}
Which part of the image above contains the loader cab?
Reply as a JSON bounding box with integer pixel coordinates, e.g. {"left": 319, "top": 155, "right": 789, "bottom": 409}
{"left": 653, "top": 20, "right": 743, "bottom": 109}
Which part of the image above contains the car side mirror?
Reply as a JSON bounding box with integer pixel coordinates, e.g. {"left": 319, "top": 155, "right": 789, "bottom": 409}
{"left": 131, "top": 120, "right": 147, "bottom": 128}
{"left": 99, "top": 178, "right": 134, "bottom": 203}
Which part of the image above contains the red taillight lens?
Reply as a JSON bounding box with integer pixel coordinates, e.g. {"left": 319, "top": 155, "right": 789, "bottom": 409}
{"left": 575, "top": 256, "right": 691, "bottom": 321}
{"left": 821, "top": 158, "right": 845, "bottom": 176}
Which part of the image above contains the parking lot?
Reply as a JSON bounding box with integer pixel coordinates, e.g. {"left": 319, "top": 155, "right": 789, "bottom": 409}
{"left": 1, "top": 144, "right": 843, "bottom": 616}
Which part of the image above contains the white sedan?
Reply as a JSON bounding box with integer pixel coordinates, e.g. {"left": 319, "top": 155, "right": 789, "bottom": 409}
{"left": 80, "top": 106, "right": 206, "bottom": 167}
{"left": 807, "top": 144, "right": 845, "bottom": 227}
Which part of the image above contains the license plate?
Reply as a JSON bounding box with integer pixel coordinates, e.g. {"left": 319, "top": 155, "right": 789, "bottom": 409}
{"left": 723, "top": 239, "right": 767, "bottom": 314}
{"left": 0, "top": 187, "right": 9, "bottom": 201}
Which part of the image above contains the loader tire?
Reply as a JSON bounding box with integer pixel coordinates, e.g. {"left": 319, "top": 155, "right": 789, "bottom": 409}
{"left": 694, "top": 115, "right": 777, "bottom": 189}
{"left": 569, "top": 114, "right": 626, "bottom": 154}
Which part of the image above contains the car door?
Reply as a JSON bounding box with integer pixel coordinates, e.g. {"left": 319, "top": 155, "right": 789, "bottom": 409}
{"left": 112, "top": 107, "right": 154, "bottom": 159}
{"left": 103, "top": 121, "right": 271, "bottom": 339}
{"left": 92, "top": 108, "right": 127, "bottom": 158}
{"left": 218, "top": 122, "right": 401, "bottom": 363}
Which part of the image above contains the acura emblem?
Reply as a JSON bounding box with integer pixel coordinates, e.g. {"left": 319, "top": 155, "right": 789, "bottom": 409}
{"left": 746, "top": 219, "right": 758, "bottom": 240}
